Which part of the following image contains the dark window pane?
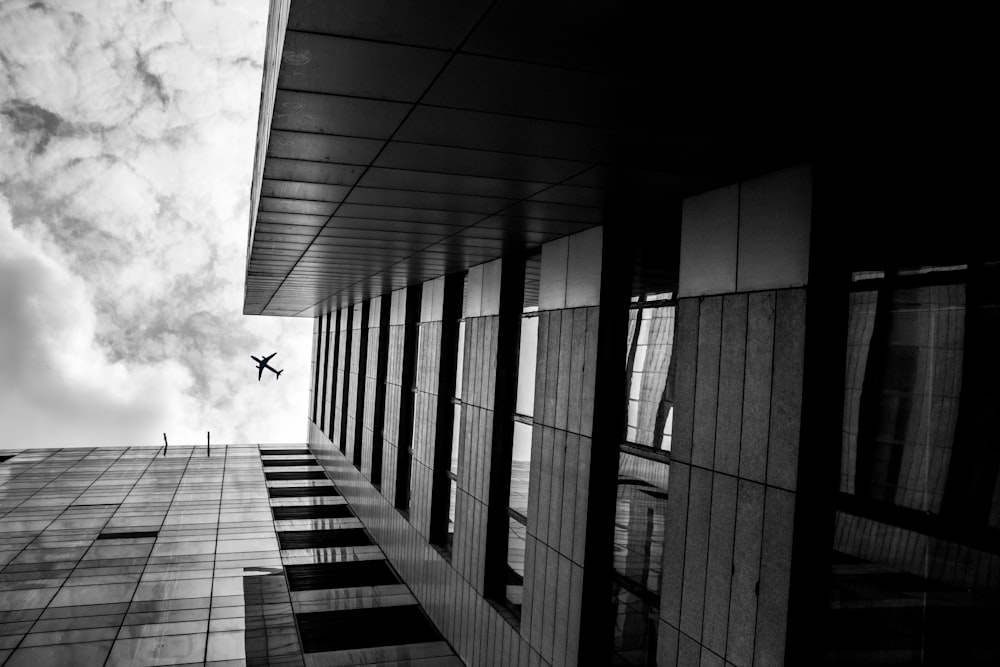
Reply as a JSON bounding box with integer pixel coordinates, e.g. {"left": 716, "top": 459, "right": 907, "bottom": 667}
{"left": 611, "top": 452, "right": 668, "bottom": 665}
{"left": 829, "top": 270, "right": 1000, "bottom": 664}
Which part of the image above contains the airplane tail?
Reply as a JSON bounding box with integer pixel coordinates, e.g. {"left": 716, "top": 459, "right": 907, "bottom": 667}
{"left": 276, "top": 370, "right": 283, "bottom": 379}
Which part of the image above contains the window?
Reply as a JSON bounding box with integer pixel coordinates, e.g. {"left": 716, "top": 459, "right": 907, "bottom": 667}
{"left": 825, "top": 264, "right": 1000, "bottom": 664}
{"left": 624, "top": 293, "right": 676, "bottom": 452}
{"left": 503, "top": 254, "right": 540, "bottom": 612}
{"left": 435, "top": 273, "right": 467, "bottom": 554}
{"left": 613, "top": 291, "right": 676, "bottom": 665}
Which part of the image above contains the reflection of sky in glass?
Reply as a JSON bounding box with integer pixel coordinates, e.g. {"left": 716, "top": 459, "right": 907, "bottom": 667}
{"left": 454, "top": 320, "right": 465, "bottom": 400}
{"left": 447, "top": 478, "right": 457, "bottom": 538}
{"left": 625, "top": 304, "right": 675, "bottom": 451}
{"left": 450, "top": 405, "right": 461, "bottom": 475}
{"left": 511, "top": 421, "right": 532, "bottom": 464}
{"left": 515, "top": 316, "right": 539, "bottom": 417}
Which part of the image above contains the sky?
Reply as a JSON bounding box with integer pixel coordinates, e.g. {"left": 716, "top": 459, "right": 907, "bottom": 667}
{"left": 0, "top": 0, "right": 314, "bottom": 448}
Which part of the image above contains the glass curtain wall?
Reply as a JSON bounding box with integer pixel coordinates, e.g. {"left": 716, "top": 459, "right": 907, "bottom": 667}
{"left": 826, "top": 263, "right": 1000, "bottom": 664}
{"left": 613, "top": 291, "right": 676, "bottom": 666}
{"left": 444, "top": 274, "right": 468, "bottom": 554}
{"left": 505, "top": 254, "right": 540, "bottom": 612}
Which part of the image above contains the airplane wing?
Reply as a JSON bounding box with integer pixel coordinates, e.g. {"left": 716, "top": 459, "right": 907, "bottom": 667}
{"left": 258, "top": 365, "right": 264, "bottom": 381}
{"left": 263, "top": 353, "right": 277, "bottom": 363}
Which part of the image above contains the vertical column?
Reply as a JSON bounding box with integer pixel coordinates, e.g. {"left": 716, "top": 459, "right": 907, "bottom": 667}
{"left": 318, "top": 312, "right": 331, "bottom": 433}
{"left": 328, "top": 308, "right": 344, "bottom": 446}
{"left": 310, "top": 315, "right": 320, "bottom": 423}
{"left": 371, "top": 296, "right": 392, "bottom": 487}
{"left": 337, "top": 306, "right": 353, "bottom": 453}
{"left": 659, "top": 164, "right": 812, "bottom": 667}
{"left": 396, "top": 285, "right": 422, "bottom": 511}
{"left": 360, "top": 296, "right": 385, "bottom": 481}
{"left": 522, "top": 226, "right": 627, "bottom": 667}
{"left": 345, "top": 301, "right": 368, "bottom": 467}
{"left": 452, "top": 258, "right": 512, "bottom": 595}
{"left": 382, "top": 285, "right": 421, "bottom": 510}
{"left": 326, "top": 311, "right": 341, "bottom": 442}
{"left": 382, "top": 288, "right": 407, "bottom": 506}
{"left": 410, "top": 277, "right": 447, "bottom": 540}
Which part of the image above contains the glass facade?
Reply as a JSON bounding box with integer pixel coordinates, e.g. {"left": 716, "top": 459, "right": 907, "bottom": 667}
{"left": 1, "top": 444, "right": 457, "bottom": 666}
{"left": 613, "top": 292, "right": 676, "bottom": 665}
{"left": 827, "top": 265, "right": 1000, "bottom": 664}
{"left": 0, "top": 445, "right": 296, "bottom": 666}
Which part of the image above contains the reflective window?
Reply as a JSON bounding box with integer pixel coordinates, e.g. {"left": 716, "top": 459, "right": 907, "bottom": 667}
{"left": 613, "top": 291, "right": 675, "bottom": 665}
{"left": 440, "top": 274, "right": 467, "bottom": 554}
{"left": 827, "top": 265, "right": 1000, "bottom": 664}
{"left": 625, "top": 293, "right": 675, "bottom": 451}
{"left": 504, "top": 254, "right": 540, "bottom": 613}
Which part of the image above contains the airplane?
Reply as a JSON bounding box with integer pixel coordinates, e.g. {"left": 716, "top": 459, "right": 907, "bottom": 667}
{"left": 251, "top": 353, "right": 283, "bottom": 381}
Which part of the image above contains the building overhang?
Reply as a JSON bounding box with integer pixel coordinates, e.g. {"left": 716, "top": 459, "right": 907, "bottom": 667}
{"left": 243, "top": 2, "right": 861, "bottom": 317}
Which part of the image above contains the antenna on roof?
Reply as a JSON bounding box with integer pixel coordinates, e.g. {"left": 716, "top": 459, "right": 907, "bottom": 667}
{"left": 162, "top": 433, "right": 168, "bottom": 457}
{"left": 207, "top": 431, "right": 211, "bottom": 457}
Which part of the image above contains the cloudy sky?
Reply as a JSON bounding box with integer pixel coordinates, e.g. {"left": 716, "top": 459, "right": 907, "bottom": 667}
{"left": 0, "top": 0, "right": 314, "bottom": 448}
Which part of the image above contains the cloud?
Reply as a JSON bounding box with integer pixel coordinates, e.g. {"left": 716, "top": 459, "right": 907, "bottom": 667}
{"left": 0, "top": 0, "right": 313, "bottom": 448}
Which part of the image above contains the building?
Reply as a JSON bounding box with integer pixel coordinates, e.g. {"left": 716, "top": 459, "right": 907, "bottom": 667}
{"left": 241, "top": 1, "right": 998, "bottom": 666}
{"left": 0, "top": 445, "right": 460, "bottom": 666}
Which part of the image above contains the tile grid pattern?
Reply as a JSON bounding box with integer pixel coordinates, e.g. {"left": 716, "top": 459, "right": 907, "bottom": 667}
{"left": 344, "top": 302, "right": 365, "bottom": 465}
{"left": 360, "top": 296, "right": 384, "bottom": 481}
{"left": 381, "top": 288, "right": 408, "bottom": 507}
{"left": 331, "top": 308, "right": 350, "bottom": 450}
{"left": 522, "top": 306, "right": 599, "bottom": 667}
{"left": 310, "top": 422, "right": 541, "bottom": 667}
{"left": 410, "top": 318, "right": 443, "bottom": 541}
{"left": 0, "top": 445, "right": 302, "bottom": 666}
{"left": 657, "top": 289, "right": 806, "bottom": 667}
{"left": 452, "top": 314, "right": 498, "bottom": 596}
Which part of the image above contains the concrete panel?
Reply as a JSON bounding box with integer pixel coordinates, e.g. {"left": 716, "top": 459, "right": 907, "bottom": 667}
{"left": 726, "top": 480, "right": 764, "bottom": 667}
{"left": 679, "top": 184, "right": 738, "bottom": 297}
{"left": 566, "top": 309, "right": 587, "bottom": 435}
{"left": 767, "top": 289, "right": 806, "bottom": 491}
{"left": 739, "top": 292, "right": 774, "bottom": 484}
{"left": 671, "top": 299, "right": 700, "bottom": 465}
{"left": 571, "top": 435, "right": 590, "bottom": 565}
{"left": 657, "top": 621, "right": 679, "bottom": 667}
{"left": 753, "top": 486, "right": 795, "bottom": 667}
{"left": 680, "top": 466, "right": 713, "bottom": 642}
{"left": 547, "top": 429, "right": 567, "bottom": 549}
{"left": 542, "top": 313, "right": 561, "bottom": 427}
{"left": 580, "top": 307, "right": 600, "bottom": 438}
{"left": 660, "top": 462, "right": 690, "bottom": 627}
{"left": 421, "top": 276, "right": 446, "bottom": 322}
{"left": 555, "top": 310, "right": 574, "bottom": 431}
{"left": 678, "top": 633, "right": 702, "bottom": 667}
{"left": 559, "top": 432, "right": 579, "bottom": 557}
{"left": 481, "top": 258, "right": 503, "bottom": 316}
{"left": 391, "top": 286, "right": 407, "bottom": 325}
{"left": 736, "top": 164, "right": 812, "bottom": 293}
{"left": 692, "top": 296, "right": 722, "bottom": 469}
{"left": 714, "top": 293, "right": 747, "bottom": 477}
{"left": 539, "top": 236, "right": 569, "bottom": 311}
{"left": 565, "top": 226, "right": 603, "bottom": 308}
{"left": 701, "top": 473, "right": 737, "bottom": 658}
{"left": 466, "top": 264, "right": 484, "bottom": 318}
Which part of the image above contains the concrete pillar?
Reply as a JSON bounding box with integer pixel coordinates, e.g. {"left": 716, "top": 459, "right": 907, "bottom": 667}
{"left": 659, "top": 165, "right": 813, "bottom": 667}
{"left": 521, "top": 226, "right": 629, "bottom": 667}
